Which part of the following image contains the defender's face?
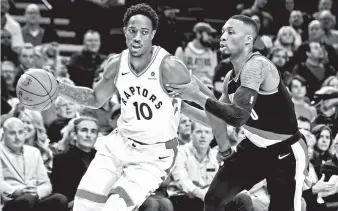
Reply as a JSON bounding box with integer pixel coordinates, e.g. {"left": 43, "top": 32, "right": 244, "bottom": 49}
{"left": 220, "top": 19, "right": 247, "bottom": 56}
{"left": 124, "top": 14, "right": 155, "bottom": 57}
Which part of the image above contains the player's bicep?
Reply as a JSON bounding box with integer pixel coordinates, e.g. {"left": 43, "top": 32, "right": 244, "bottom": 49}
{"left": 240, "top": 59, "right": 268, "bottom": 92}
{"left": 93, "top": 55, "right": 120, "bottom": 105}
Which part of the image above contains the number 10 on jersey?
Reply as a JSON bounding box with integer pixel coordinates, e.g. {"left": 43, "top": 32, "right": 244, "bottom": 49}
{"left": 133, "top": 102, "right": 153, "bottom": 120}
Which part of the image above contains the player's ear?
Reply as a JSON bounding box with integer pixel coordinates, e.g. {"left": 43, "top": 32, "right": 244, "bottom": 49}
{"left": 245, "top": 35, "right": 254, "bottom": 45}
{"left": 123, "top": 27, "right": 127, "bottom": 38}
{"left": 151, "top": 30, "right": 156, "bottom": 40}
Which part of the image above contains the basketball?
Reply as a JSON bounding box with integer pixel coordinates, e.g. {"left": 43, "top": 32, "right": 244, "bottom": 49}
{"left": 16, "top": 68, "right": 59, "bottom": 111}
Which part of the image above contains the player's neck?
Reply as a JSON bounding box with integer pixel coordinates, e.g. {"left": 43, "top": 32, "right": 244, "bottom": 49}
{"left": 129, "top": 46, "right": 154, "bottom": 73}
{"left": 230, "top": 50, "right": 253, "bottom": 75}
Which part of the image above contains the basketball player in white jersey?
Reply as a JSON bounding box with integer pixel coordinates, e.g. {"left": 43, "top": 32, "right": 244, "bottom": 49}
{"left": 53, "top": 3, "right": 218, "bottom": 211}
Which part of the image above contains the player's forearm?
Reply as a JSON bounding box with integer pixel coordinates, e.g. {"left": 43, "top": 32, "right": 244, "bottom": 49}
{"left": 181, "top": 102, "right": 210, "bottom": 127}
{"left": 194, "top": 77, "right": 231, "bottom": 150}
{"left": 57, "top": 81, "right": 100, "bottom": 109}
{"left": 205, "top": 98, "right": 250, "bottom": 128}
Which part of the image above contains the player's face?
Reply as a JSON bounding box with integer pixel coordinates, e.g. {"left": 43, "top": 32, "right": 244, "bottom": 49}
{"left": 20, "top": 114, "right": 36, "bottom": 141}
{"left": 58, "top": 100, "right": 77, "bottom": 119}
{"left": 4, "top": 121, "right": 26, "bottom": 153}
{"left": 124, "top": 14, "right": 156, "bottom": 57}
{"left": 317, "top": 129, "right": 331, "bottom": 151}
{"left": 192, "top": 123, "right": 213, "bottom": 149}
{"left": 75, "top": 120, "right": 98, "bottom": 151}
{"left": 20, "top": 48, "right": 34, "bottom": 69}
{"left": 178, "top": 115, "right": 192, "bottom": 136}
{"left": 220, "top": 19, "right": 249, "bottom": 56}
{"left": 290, "top": 79, "right": 306, "bottom": 99}
{"left": 271, "top": 50, "right": 287, "bottom": 67}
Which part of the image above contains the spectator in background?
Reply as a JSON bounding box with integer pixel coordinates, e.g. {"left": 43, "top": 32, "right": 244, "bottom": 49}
{"left": 1, "top": 29, "right": 18, "bottom": 64}
{"left": 312, "top": 81, "right": 338, "bottom": 137}
{"left": 32, "top": 45, "right": 49, "bottom": 69}
{"left": 289, "top": 10, "right": 306, "bottom": 42}
{"left": 21, "top": 4, "right": 44, "bottom": 46}
{"left": 269, "top": 47, "right": 292, "bottom": 85}
{"left": 289, "top": 75, "right": 317, "bottom": 120}
{"left": 297, "top": 116, "right": 317, "bottom": 150}
{"left": 212, "top": 55, "right": 232, "bottom": 99}
{"left": 319, "top": 139, "right": 338, "bottom": 211}
{"left": 0, "top": 118, "right": 68, "bottom": 211}
{"left": 292, "top": 41, "right": 336, "bottom": 99}
{"left": 1, "top": 60, "right": 17, "bottom": 98}
{"left": 311, "top": 125, "right": 334, "bottom": 177}
{"left": 241, "top": 0, "right": 273, "bottom": 35}
{"left": 274, "top": 26, "right": 301, "bottom": 58}
{"left": 47, "top": 97, "right": 78, "bottom": 144}
{"left": 67, "top": 30, "right": 107, "bottom": 88}
{"left": 51, "top": 116, "right": 98, "bottom": 210}
{"left": 313, "top": 0, "right": 333, "bottom": 20}
{"left": 154, "top": 6, "right": 184, "bottom": 55}
{"left": 175, "top": 22, "right": 218, "bottom": 82}
{"left": 1, "top": 0, "right": 24, "bottom": 52}
{"left": 18, "top": 110, "right": 54, "bottom": 173}
{"left": 250, "top": 15, "right": 271, "bottom": 56}
{"left": 293, "top": 20, "right": 338, "bottom": 70}
{"left": 14, "top": 44, "right": 34, "bottom": 86}
{"left": 168, "top": 122, "right": 218, "bottom": 211}
{"left": 318, "top": 10, "right": 338, "bottom": 51}
{"left": 177, "top": 114, "right": 192, "bottom": 145}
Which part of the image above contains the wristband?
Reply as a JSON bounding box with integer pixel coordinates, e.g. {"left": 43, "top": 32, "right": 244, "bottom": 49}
{"left": 219, "top": 148, "right": 233, "bottom": 157}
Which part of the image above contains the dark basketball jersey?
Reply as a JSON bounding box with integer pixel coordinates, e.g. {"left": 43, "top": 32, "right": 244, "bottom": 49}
{"left": 227, "top": 52, "right": 298, "bottom": 147}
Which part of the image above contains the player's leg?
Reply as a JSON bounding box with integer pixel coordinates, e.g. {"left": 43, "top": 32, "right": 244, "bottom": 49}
{"left": 73, "top": 134, "right": 125, "bottom": 211}
{"left": 204, "top": 139, "right": 266, "bottom": 211}
{"left": 101, "top": 141, "right": 178, "bottom": 211}
{"left": 266, "top": 138, "right": 308, "bottom": 211}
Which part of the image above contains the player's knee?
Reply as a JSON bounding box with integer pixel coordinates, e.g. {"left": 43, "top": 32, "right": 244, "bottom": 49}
{"left": 140, "top": 197, "right": 161, "bottom": 210}
{"left": 103, "top": 187, "right": 135, "bottom": 211}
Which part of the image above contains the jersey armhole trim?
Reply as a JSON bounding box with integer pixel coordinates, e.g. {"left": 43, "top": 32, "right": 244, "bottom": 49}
{"left": 113, "top": 53, "right": 122, "bottom": 85}
{"left": 159, "top": 54, "right": 173, "bottom": 96}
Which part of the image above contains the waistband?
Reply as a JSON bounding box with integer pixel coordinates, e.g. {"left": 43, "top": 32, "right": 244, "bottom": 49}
{"left": 127, "top": 137, "right": 179, "bottom": 149}
{"left": 266, "top": 130, "right": 304, "bottom": 149}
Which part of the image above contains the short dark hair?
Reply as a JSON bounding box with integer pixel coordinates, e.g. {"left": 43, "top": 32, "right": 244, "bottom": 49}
{"left": 123, "top": 3, "right": 159, "bottom": 30}
{"left": 289, "top": 75, "right": 308, "bottom": 90}
{"left": 230, "top": 15, "right": 258, "bottom": 41}
{"left": 297, "top": 116, "right": 311, "bottom": 124}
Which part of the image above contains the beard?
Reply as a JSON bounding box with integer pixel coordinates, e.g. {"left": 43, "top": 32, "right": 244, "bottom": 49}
{"left": 199, "top": 38, "right": 212, "bottom": 48}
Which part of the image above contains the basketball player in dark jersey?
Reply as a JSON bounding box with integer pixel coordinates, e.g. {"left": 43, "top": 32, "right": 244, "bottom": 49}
{"left": 166, "top": 15, "right": 309, "bottom": 211}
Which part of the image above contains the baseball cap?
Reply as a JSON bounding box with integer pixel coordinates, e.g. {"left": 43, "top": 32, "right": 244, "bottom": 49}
{"left": 193, "top": 22, "right": 217, "bottom": 34}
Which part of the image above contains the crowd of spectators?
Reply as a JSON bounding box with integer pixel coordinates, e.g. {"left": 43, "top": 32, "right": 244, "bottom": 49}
{"left": 1, "top": 0, "right": 338, "bottom": 210}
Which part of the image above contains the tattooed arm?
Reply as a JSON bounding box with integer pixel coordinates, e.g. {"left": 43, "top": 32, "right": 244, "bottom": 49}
{"left": 193, "top": 58, "right": 279, "bottom": 127}
{"left": 57, "top": 54, "right": 120, "bottom": 109}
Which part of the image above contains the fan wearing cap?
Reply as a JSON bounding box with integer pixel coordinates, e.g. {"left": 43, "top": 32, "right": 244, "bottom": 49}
{"left": 175, "top": 22, "right": 218, "bottom": 83}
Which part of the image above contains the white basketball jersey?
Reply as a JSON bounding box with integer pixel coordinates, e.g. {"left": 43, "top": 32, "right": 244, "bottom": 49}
{"left": 115, "top": 46, "right": 182, "bottom": 144}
